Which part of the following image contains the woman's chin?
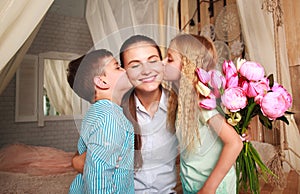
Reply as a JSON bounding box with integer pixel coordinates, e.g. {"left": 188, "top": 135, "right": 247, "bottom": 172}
{"left": 135, "top": 82, "right": 161, "bottom": 93}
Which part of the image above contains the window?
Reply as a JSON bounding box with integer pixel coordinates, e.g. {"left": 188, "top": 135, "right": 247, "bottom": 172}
{"left": 16, "top": 52, "right": 89, "bottom": 126}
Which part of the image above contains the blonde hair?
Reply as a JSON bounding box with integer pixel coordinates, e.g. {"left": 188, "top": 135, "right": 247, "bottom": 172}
{"left": 168, "top": 34, "right": 217, "bottom": 153}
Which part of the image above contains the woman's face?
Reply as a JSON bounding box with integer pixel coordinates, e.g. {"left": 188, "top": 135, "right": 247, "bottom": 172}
{"left": 122, "top": 43, "right": 164, "bottom": 93}
{"left": 163, "top": 46, "right": 182, "bottom": 81}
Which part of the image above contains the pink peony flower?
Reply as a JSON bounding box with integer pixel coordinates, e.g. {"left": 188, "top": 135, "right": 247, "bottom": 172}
{"left": 221, "top": 87, "right": 247, "bottom": 112}
{"left": 208, "top": 70, "right": 226, "bottom": 97}
{"left": 239, "top": 61, "right": 265, "bottom": 81}
{"left": 225, "top": 74, "right": 239, "bottom": 88}
{"left": 223, "top": 61, "right": 238, "bottom": 88}
{"left": 199, "top": 95, "right": 217, "bottom": 110}
{"left": 254, "top": 94, "right": 264, "bottom": 105}
{"left": 223, "top": 60, "right": 237, "bottom": 78}
{"left": 246, "top": 78, "right": 270, "bottom": 98}
{"left": 260, "top": 91, "right": 290, "bottom": 120}
{"left": 196, "top": 68, "right": 210, "bottom": 84}
{"left": 271, "top": 82, "right": 293, "bottom": 108}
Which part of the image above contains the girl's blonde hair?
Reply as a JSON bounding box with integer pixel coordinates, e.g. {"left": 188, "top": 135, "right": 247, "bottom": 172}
{"left": 167, "top": 34, "right": 217, "bottom": 153}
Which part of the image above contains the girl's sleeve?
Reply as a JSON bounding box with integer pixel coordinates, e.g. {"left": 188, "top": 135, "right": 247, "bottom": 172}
{"left": 199, "top": 108, "right": 219, "bottom": 124}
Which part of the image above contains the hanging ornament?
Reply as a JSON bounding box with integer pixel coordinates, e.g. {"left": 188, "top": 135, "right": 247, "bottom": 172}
{"left": 215, "top": 4, "right": 241, "bottom": 42}
{"left": 200, "top": 24, "right": 215, "bottom": 41}
{"left": 230, "top": 40, "right": 244, "bottom": 57}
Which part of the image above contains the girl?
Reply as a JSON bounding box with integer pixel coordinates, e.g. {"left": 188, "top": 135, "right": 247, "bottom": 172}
{"left": 164, "top": 34, "right": 243, "bottom": 194}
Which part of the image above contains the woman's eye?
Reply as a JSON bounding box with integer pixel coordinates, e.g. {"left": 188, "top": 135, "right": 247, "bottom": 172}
{"left": 149, "top": 60, "right": 158, "bottom": 64}
{"left": 130, "top": 63, "right": 141, "bottom": 69}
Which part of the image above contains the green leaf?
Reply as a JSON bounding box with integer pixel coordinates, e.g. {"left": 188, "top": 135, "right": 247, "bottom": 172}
{"left": 216, "top": 105, "right": 226, "bottom": 118}
{"left": 250, "top": 104, "right": 261, "bottom": 118}
{"left": 259, "top": 113, "right": 273, "bottom": 129}
{"left": 267, "top": 74, "right": 274, "bottom": 88}
{"left": 277, "top": 116, "right": 289, "bottom": 125}
{"left": 242, "top": 101, "right": 257, "bottom": 129}
{"left": 249, "top": 143, "right": 276, "bottom": 178}
{"left": 244, "top": 150, "right": 259, "bottom": 193}
{"left": 285, "top": 110, "right": 295, "bottom": 115}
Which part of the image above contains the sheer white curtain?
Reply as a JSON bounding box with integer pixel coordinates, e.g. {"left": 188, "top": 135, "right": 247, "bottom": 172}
{"left": 237, "top": 0, "right": 300, "bottom": 171}
{"left": 85, "top": 0, "right": 179, "bottom": 56}
{"left": 44, "top": 59, "right": 81, "bottom": 115}
{"left": 0, "top": 19, "right": 42, "bottom": 95}
{"left": 0, "top": 0, "right": 53, "bottom": 94}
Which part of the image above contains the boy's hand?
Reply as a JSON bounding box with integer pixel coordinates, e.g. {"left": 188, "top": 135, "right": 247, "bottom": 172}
{"left": 72, "top": 151, "right": 86, "bottom": 173}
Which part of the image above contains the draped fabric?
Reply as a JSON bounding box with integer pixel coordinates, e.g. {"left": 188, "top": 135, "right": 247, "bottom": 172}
{"left": 85, "top": 0, "right": 179, "bottom": 56}
{"left": 0, "top": 19, "right": 42, "bottom": 95}
{"left": 0, "top": 0, "right": 54, "bottom": 95}
{"left": 236, "top": 0, "right": 300, "bottom": 171}
{"left": 44, "top": 59, "right": 81, "bottom": 115}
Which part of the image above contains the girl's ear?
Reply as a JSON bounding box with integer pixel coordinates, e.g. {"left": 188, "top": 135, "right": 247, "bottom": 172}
{"left": 94, "top": 76, "right": 110, "bottom": 90}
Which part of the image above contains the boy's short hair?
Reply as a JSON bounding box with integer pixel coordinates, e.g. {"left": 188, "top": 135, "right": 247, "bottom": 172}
{"left": 73, "top": 49, "right": 113, "bottom": 103}
{"left": 67, "top": 55, "right": 85, "bottom": 89}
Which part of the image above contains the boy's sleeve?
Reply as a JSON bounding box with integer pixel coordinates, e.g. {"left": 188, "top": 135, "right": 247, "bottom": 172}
{"left": 77, "top": 136, "right": 87, "bottom": 154}
{"left": 83, "top": 119, "right": 120, "bottom": 193}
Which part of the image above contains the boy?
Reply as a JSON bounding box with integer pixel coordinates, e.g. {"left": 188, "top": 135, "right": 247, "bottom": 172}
{"left": 68, "top": 49, "right": 134, "bottom": 193}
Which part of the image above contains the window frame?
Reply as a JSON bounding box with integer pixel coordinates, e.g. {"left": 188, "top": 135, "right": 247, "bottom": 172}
{"left": 15, "top": 54, "right": 39, "bottom": 122}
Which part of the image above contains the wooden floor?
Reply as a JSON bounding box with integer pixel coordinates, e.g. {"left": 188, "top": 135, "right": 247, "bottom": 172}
{"left": 260, "top": 170, "right": 300, "bottom": 194}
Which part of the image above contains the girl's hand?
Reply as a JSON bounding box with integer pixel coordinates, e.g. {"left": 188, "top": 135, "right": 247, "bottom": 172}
{"left": 240, "top": 127, "right": 252, "bottom": 142}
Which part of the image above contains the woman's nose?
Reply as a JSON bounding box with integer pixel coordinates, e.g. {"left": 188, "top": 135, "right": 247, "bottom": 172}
{"left": 139, "top": 62, "right": 152, "bottom": 74}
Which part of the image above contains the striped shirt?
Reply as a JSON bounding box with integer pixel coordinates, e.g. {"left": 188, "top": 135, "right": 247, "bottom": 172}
{"left": 69, "top": 100, "right": 134, "bottom": 194}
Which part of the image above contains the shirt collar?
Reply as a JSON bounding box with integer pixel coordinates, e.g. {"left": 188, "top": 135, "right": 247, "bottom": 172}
{"left": 134, "top": 88, "right": 168, "bottom": 113}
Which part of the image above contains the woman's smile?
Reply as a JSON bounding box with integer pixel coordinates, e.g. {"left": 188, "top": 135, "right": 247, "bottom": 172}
{"left": 139, "top": 75, "right": 157, "bottom": 83}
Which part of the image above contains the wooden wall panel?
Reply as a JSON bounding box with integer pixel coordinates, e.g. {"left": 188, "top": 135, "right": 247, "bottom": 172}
{"left": 282, "top": 1, "right": 300, "bottom": 67}
{"left": 282, "top": 1, "right": 300, "bottom": 129}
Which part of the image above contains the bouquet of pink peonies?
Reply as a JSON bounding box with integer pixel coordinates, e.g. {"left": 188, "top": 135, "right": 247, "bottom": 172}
{"left": 195, "top": 58, "right": 293, "bottom": 194}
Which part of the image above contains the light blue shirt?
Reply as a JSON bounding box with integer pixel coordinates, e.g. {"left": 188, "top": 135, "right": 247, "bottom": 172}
{"left": 134, "top": 89, "right": 179, "bottom": 194}
{"left": 178, "top": 109, "right": 236, "bottom": 194}
{"left": 69, "top": 100, "right": 135, "bottom": 194}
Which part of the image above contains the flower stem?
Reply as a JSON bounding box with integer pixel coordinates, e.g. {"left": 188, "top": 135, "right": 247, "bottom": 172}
{"left": 242, "top": 100, "right": 256, "bottom": 131}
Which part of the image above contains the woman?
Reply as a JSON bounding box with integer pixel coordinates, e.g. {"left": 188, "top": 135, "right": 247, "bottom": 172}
{"left": 72, "top": 35, "right": 179, "bottom": 194}
{"left": 163, "top": 34, "right": 243, "bottom": 194}
{"left": 120, "top": 35, "right": 179, "bottom": 194}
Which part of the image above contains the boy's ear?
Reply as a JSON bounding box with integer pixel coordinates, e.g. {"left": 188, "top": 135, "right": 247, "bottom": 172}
{"left": 94, "top": 76, "right": 110, "bottom": 90}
